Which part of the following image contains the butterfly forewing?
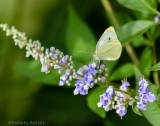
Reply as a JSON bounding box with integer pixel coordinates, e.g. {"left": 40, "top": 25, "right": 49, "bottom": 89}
{"left": 96, "top": 26, "right": 118, "bottom": 52}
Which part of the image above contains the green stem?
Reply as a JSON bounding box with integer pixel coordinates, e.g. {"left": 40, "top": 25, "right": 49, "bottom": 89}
{"left": 101, "top": 0, "right": 120, "bottom": 29}
{"left": 155, "top": 100, "right": 160, "bottom": 104}
{"left": 97, "top": 81, "right": 132, "bottom": 96}
{"left": 146, "top": 32, "right": 160, "bottom": 88}
{"left": 101, "top": 0, "right": 140, "bottom": 65}
{"left": 152, "top": 42, "right": 160, "bottom": 87}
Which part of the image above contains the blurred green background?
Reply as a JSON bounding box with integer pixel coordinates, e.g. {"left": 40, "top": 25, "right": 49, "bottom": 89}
{"left": 0, "top": 0, "right": 156, "bottom": 125}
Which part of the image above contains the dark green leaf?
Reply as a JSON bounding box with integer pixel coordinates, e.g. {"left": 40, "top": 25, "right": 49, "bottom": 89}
{"left": 148, "top": 62, "right": 160, "bottom": 71}
{"left": 110, "top": 63, "right": 134, "bottom": 81}
{"left": 117, "top": 20, "right": 156, "bottom": 45}
{"left": 133, "top": 11, "right": 154, "bottom": 20}
{"left": 117, "top": 0, "right": 158, "bottom": 14}
{"left": 139, "top": 47, "right": 152, "bottom": 76}
{"left": 66, "top": 6, "right": 96, "bottom": 65}
{"left": 87, "top": 86, "right": 106, "bottom": 118}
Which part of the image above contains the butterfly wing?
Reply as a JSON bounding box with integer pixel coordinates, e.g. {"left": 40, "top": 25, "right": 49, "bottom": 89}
{"left": 96, "top": 39, "right": 122, "bottom": 60}
{"left": 96, "top": 26, "right": 118, "bottom": 52}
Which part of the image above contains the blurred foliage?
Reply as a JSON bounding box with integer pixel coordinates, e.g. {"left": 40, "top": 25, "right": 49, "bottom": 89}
{"left": 1, "top": 0, "right": 160, "bottom": 126}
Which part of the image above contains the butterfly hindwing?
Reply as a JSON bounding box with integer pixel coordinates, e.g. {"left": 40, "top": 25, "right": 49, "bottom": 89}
{"left": 96, "top": 39, "right": 122, "bottom": 60}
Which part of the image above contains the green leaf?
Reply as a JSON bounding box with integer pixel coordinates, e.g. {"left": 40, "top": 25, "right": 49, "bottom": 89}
{"left": 132, "top": 102, "right": 143, "bottom": 116}
{"left": 13, "top": 60, "right": 74, "bottom": 87}
{"left": 117, "top": 20, "right": 156, "bottom": 45}
{"left": 148, "top": 62, "right": 160, "bottom": 71}
{"left": 117, "top": 0, "right": 158, "bottom": 14}
{"left": 139, "top": 47, "right": 152, "bottom": 76}
{"left": 131, "top": 36, "right": 150, "bottom": 47}
{"left": 66, "top": 6, "right": 96, "bottom": 65}
{"left": 87, "top": 86, "right": 106, "bottom": 118}
{"left": 151, "top": 24, "right": 160, "bottom": 40}
{"left": 110, "top": 63, "right": 134, "bottom": 81}
{"left": 134, "top": 66, "right": 160, "bottom": 126}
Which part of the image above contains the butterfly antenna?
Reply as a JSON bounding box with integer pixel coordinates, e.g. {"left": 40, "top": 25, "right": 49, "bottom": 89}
{"left": 77, "top": 51, "right": 92, "bottom": 54}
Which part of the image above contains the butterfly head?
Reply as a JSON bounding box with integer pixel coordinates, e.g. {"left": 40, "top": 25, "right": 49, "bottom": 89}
{"left": 92, "top": 52, "right": 99, "bottom": 60}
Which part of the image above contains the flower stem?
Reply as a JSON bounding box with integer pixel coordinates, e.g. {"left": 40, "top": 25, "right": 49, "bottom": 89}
{"left": 97, "top": 81, "right": 132, "bottom": 96}
{"left": 155, "top": 100, "right": 160, "bottom": 104}
{"left": 101, "top": 0, "right": 139, "bottom": 65}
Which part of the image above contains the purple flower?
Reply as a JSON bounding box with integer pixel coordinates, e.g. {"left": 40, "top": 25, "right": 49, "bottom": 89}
{"left": 115, "top": 104, "right": 127, "bottom": 118}
{"left": 146, "top": 93, "right": 157, "bottom": 102}
{"left": 103, "top": 86, "right": 114, "bottom": 100}
{"left": 51, "top": 53, "right": 58, "bottom": 60}
{"left": 73, "top": 80, "right": 88, "bottom": 95}
{"left": 138, "top": 78, "right": 148, "bottom": 87}
{"left": 138, "top": 86, "right": 150, "bottom": 94}
{"left": 97, "top": 86, "right": 114, "bottom": 112}
{"left": 99, "top": 64, "right": 105, "bottom": 72}
{"left": 41, "top": 64, "right": 50, "bottom": 73}
{"left": 74, "top": 62, "right": 108, "bottom": 95}
{"left": 154, "top": 15, "right": 159, "bottom": 23}
{"left": 59, "top": 74, "right": 68, "bottom": 86}
{"left": 120, "top": 79, "right": 130, "bottom": 91}
{"left": 136, "top": 78, "right": 157, "bottom": 110}
{"left": 59, "top": 54, "right": 70, "bottom": 66}
{"left": 136, "top": 101, "right": 147, "bottom": 110}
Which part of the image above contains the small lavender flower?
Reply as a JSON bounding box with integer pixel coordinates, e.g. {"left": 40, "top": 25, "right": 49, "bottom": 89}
{"left": 115, "top": 104, "right": 127, "bottom": 118}
{"left": 97, "top": 86, "right": 114, "bottom": 110}
{"left": 154, "top": 15, "right": 159, "bottom": 23}
{"left": 73, "top": 80, "right": 89, "bottom": 95}
{"left": 59, "top": 55, "right": 70, "bottom": 66}
{"left": 41, "top": 64, "right": 50, "bottom": 73}
{"left": 136, "top": 100, "right": 147, "bottom": 110}
{"left": 59, "top": 74, "right": 69, "bottom": 86}
{"left": 74, "top": 62, "right": 108, "bottom": 95}
{"left": 136, "top": 78, "right": 157, "bottom": 110}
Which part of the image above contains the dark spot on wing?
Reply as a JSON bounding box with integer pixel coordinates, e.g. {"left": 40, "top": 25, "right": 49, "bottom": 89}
{"left": 108, "top": 37, "right": 111, "bottom": 40}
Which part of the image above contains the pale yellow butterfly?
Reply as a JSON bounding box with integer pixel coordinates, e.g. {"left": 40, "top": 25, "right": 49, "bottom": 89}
{"left": 93, "top": 26, "right": 122, "bottom": 61}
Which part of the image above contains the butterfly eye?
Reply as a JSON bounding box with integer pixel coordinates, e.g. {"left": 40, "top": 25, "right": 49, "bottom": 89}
{"left": 108, "top": 37, "right": 111, "bottom": 40}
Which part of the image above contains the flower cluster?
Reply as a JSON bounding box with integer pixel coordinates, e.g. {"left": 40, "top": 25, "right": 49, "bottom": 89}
{"left": 136, "top": 78, "right": 157, "bottom": 110}
{"left": 73, "top": 62, "right": 108, "bottom": 95}
{"left": 0, "top": 23, "right": 75, "bottom": 86}
{"left": 97, "top": 79, "right": 134, "bottom": 118}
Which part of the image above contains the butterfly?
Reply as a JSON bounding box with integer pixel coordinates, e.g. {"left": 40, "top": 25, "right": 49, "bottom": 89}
{"left": 93, "top": 26, "right": 122, "bottom": 61}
